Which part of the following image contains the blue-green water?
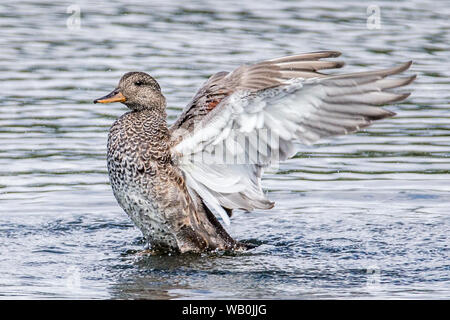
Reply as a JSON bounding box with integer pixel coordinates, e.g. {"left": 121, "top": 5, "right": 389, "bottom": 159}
{"left": 0, "top": 0, "right": 449, "bottom": 299}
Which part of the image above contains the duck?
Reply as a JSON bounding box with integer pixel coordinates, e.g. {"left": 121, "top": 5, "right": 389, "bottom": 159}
{"left": 94, "top": 51, "right": 415, "bottom": 253}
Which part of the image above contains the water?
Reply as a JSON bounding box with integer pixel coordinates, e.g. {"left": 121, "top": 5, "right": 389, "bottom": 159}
{"left": 0, "top": 0, "right": 449, "bottom": 299}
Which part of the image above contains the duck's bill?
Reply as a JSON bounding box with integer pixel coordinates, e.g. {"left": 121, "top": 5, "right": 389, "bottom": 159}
{"left": 93, "top": 90, "right": 126, "bottom": 104}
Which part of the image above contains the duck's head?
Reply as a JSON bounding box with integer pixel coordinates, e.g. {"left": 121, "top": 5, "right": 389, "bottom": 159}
{"left": 93, "top": 72, "right": 166, "bottom": 112}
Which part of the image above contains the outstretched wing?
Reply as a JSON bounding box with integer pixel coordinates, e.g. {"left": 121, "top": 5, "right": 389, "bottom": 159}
{"left": 170, "top": 51, "right": 344, "bottom": 134}
{"left": 170, "top": 52, "right": 415, "bottom": 225}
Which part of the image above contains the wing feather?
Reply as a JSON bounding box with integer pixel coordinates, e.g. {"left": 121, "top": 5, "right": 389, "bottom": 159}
{"left": 170, "top": 51, "right": 344, "bottom": 132}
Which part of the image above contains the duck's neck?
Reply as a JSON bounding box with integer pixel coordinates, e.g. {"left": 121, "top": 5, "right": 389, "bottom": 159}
{"left": 129, "top": 93, "right": 167, "bottom": 113}
{"left": 136, "top": 106, "right": 167, "bottom": 119}
{"left": 134, "top": 107, "right": 168, "bottom": 130}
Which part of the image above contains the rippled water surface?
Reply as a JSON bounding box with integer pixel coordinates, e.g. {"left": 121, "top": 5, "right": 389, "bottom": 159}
{"left": 1, "top": 0, "right": 449, "bottom": 299}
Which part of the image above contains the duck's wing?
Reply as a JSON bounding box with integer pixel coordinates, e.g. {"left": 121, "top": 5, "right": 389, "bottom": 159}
{"left": 170, "top": 51, "right": 344, "bottom": 134}
{"left": 170, "top": 52, "right": 415, "bottom": 225}
{"left": 169, "top": 51, "right": 345, "bottom": 224}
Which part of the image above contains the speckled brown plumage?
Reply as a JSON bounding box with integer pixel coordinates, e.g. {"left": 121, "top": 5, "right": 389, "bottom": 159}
{"left": 107, "top": 109, "right": 240, "bottom": 252}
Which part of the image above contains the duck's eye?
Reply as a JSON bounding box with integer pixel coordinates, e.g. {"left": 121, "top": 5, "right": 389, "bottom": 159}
{"left": 134, "top": 81, "right": 143, "bottom": 86}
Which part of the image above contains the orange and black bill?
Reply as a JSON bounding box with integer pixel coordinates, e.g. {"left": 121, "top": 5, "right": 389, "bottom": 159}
{"left": 93, "top": 89, "right": 126, "bottom": 104}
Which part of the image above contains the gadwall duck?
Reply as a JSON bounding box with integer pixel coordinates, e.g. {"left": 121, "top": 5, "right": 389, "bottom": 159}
{"left": 94, "top": 51, "right": 415, "bottom": 253}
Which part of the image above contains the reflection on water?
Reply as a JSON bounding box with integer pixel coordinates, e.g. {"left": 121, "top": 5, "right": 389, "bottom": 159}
{"left": 0, "top": 0, "right": 449, "bottom": 299}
